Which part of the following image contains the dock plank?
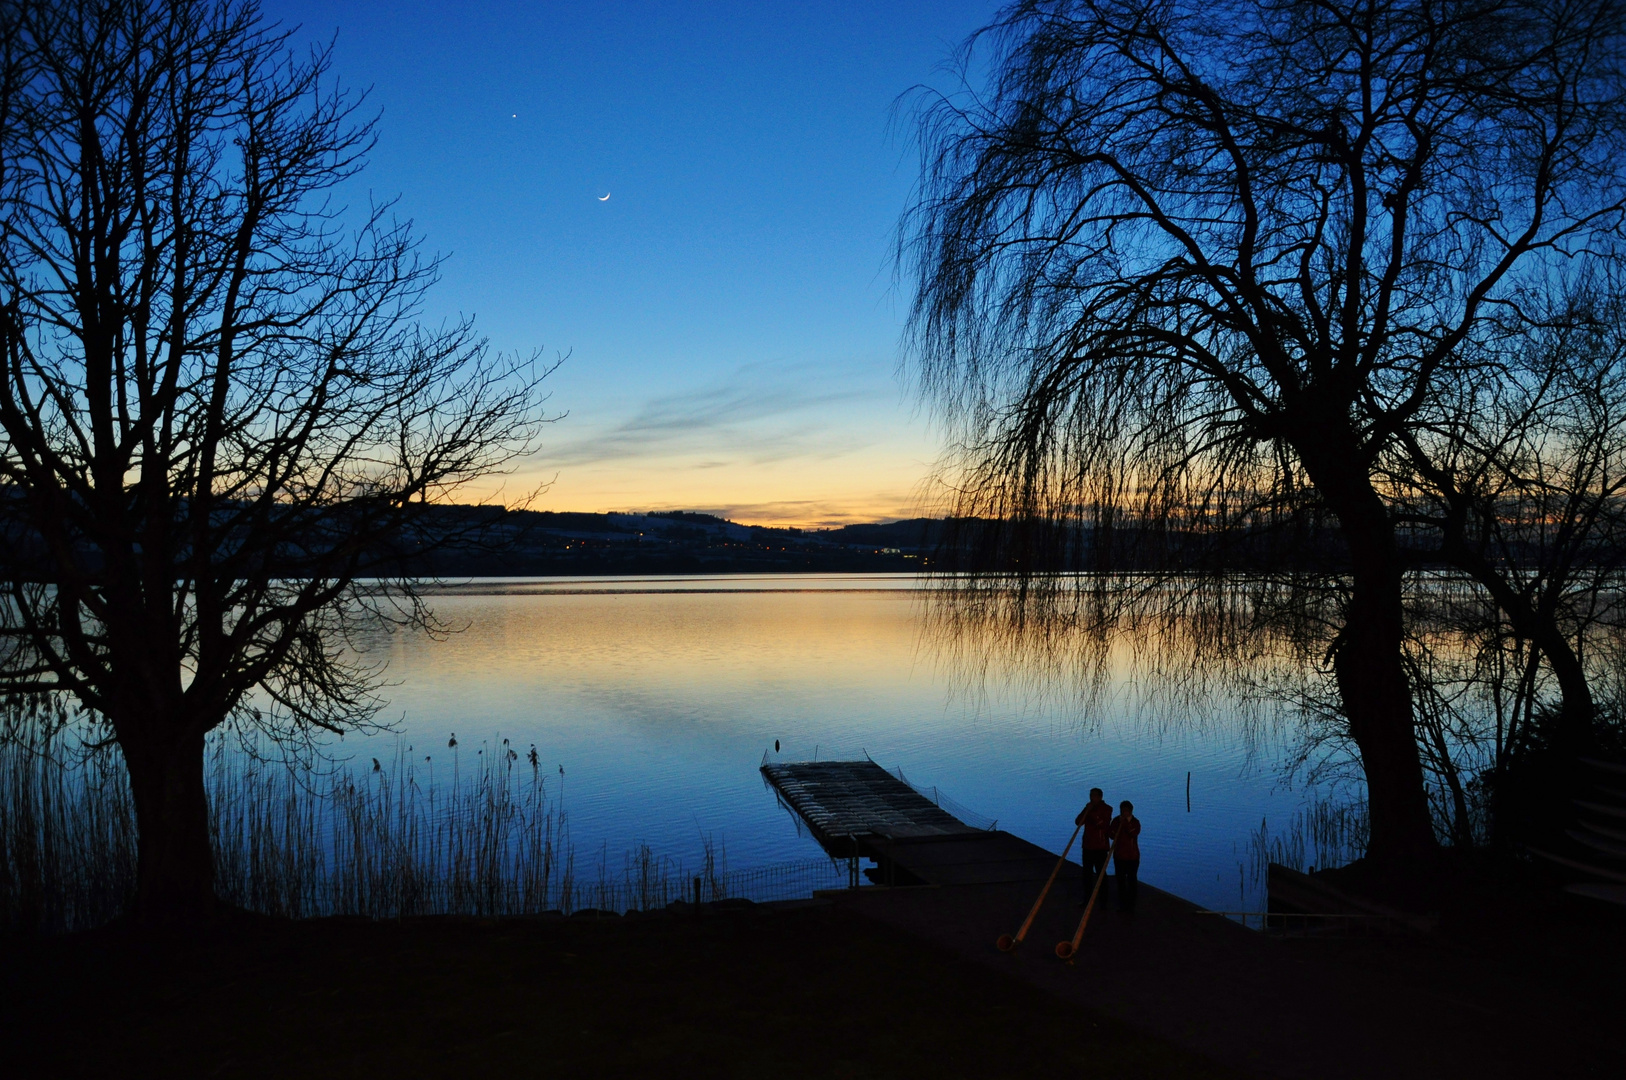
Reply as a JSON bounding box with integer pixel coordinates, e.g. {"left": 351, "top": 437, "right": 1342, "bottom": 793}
{"left": 762, "top": 760, "right": 980, "bottom": 854}
{"left": 763, "top": 760, "right": 1056, "bottom": 886}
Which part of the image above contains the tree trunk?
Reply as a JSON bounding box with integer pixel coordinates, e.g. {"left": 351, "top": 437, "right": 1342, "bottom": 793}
{"left": 1330, "top": 552, "right": 1439, "bottom": 864}
{"left": 1303, "top": 444, "right": 1439, "bottom": 867}
{"left": 1531, "top": 625, "right": 1595, "bottom": 756}
{"left": 1438, "top": 530, "right": 1596, "bottom": 754}
{"left": 121, "top": 728, "right": 215, "bottom": 925}
{"left": 1425, "top": 713, "right": 1477, "bottom": 848}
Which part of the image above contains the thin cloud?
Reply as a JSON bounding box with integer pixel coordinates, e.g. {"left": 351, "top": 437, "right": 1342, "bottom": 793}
{"left": 540, "top": 361, "right": 880, "bottom": 469}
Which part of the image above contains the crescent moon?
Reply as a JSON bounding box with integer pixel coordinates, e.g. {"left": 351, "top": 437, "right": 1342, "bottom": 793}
{"left": 598, "top": 193, "right": 610, "bottom": 201}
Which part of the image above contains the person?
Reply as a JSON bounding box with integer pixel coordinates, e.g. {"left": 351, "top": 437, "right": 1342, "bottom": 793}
{"left": 1075, "top": 788, "right": 1113, "bottom": 904}
{"left": 1112, "top": 800, "right": 1141, "bottom": 912}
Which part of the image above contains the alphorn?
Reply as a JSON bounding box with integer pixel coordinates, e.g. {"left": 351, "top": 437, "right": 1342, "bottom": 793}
{"left": 996, "top": 818, "right": 1083, "bottom": 952}
{"left": 1056, "top": 826, "right": 1117, "bottom": 963}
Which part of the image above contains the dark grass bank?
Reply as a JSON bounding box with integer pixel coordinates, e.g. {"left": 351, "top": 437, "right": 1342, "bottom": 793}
{"left": 2, "top": 903, "right": 1239, "bottom": 1079}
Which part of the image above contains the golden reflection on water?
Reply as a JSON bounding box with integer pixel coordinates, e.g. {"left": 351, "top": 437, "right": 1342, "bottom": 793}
{"left": 366, "top": 576, "right": 1312, "bottom": 912}
{"left": 397, "top": 589, "right": 932, "bottom": 694}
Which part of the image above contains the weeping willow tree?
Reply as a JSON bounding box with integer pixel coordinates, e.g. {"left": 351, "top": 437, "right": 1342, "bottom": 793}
{"left": 0, "top": 0, "right": 549, "bottom": 923}
{"left": 1397, "top": 287, "right": 1626, "bottom": 748}
{"left": 1388, "top": 284, "right": 1626, "bottom": 844}
{"left": 902, "top": 0, "right": 1626, "bottom": 865}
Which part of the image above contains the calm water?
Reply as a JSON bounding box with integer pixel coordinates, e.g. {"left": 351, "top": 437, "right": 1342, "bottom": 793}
{"left": 355, "top": 574, "right": 1318, "bottom": 911}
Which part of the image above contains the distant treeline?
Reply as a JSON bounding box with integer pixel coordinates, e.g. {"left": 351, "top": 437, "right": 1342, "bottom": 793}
{"left": 381, "top": 505, "right": 1458, "bottom": 578}
{"left": 380, "top": 507, "right": 948, "bottom": 576}
{"left": 4, "top": 497, "right": 1612, "bottom": 580}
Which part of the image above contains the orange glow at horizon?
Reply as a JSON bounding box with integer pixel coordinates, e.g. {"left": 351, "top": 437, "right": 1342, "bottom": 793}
{"left": 464, "top": 421, "right": 948, "bottom": 530}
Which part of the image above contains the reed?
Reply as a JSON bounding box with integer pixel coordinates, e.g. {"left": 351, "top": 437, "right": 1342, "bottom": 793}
{"left": 1246, "top": 796, "right": 1370, "bottom": 890}
{"left": 205, "top": 737, "right": 577, "bottom": 921}
{"left": 0, "top": 727, "right": 138, "bottom": 935}
{"left": 2, "top": 728, "right": 847, "bottom": 935}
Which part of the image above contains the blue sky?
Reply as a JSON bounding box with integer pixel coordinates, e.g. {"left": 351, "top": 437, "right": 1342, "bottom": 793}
{"left": 266, "top": 1, "right": 1000, "bottom": 525}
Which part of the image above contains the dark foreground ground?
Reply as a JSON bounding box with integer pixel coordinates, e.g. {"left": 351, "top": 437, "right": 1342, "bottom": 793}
{"left": 7, "top": 855, "right": 1622, "bottom": 1078}
{"left": 2, "top": 903, "right": 1237, "bottom": 1079}
{"left": 839, "top": 874, "right": 1626, "bottom": 1080}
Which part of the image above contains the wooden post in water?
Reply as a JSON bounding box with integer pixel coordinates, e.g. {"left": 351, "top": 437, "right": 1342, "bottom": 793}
{"left": 1187, "top": 771, "right": 1191, "bottom": 812}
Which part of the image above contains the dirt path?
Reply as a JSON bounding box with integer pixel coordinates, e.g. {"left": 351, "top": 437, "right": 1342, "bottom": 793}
{"left": 834, "top": 871, "right": 1622, "bottom": 1079}
{"left": 1, "top": 904, "right": 1238, "bottom": 1079}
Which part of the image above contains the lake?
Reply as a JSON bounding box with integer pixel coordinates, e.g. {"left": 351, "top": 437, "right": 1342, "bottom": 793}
{"left": 356, "top": 574, "right": 1329, "bottom": 912}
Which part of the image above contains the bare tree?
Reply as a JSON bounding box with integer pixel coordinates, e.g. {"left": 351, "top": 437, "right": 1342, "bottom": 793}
{"left": 903, "top": 0, "right": 1626, "bottom": 864}
{"left": 1400, "top": 287, "right": 1626, "bottom": 754}
{"left": 0, "top": 0, "right": 548, "bottom": 922}
{"left": 1384, "top": 286, "right": 1626, "bottom": 843}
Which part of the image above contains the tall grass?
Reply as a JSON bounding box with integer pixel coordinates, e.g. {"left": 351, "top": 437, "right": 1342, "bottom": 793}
{"left": 207, "top": 739, "right": 573, "bottom": 920}
{"left": 0, "top": 729, "right": 138, "bottom": 934}
{"left": 1246, "top": 796, "right": 1370, "bottom": 891}
{"left": 2, "top": 729, "right": 848, "bottom": 935}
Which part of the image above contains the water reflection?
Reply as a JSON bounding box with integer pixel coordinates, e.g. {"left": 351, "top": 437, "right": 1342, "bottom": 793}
{"left": 362, "top": 574, "right": 1322, "bottom": 911}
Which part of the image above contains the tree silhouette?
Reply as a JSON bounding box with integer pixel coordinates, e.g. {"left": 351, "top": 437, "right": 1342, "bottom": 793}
{"left": 903, "top": 0, "right": 1626, "bottom": 863}
{"left": 0, "top": 0, "right": 548, "bottom": 922}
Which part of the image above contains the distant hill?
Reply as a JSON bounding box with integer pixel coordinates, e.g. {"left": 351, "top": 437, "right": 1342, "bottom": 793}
{"left": 818, "top": 518, "right": 946, "bottom": 550}
{"left": 388, "top": 506, "right": 1372, "bottom": 577}
{"left": 392, "top": 507, "right": 946, "bottom": 577}
{"left": 0, "top": 493, "right": 1455, "bottom": 581}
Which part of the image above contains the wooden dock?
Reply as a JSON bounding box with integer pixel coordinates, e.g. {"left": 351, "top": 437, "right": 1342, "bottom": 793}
{"left": 761, "top": 760, "right": 1055, "bottom": 886}
{"left": 763, "top": 758, "right": 1624, "bottom": 1077}
{"left": 761, "top": 759, "right": 1625, "bottom": 1079}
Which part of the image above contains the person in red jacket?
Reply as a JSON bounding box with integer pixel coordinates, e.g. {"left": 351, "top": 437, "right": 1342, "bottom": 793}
{"left": 1112, "top": 800, "right": 1142, "bottom": 912}
{"left": 1074, "top": 788, "right": 1113, "bottom": 904}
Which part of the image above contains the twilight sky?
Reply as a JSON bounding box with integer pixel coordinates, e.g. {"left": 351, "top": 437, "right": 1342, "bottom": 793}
{"left": 265, "top": 1, "right": 999, "bottom": 526}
